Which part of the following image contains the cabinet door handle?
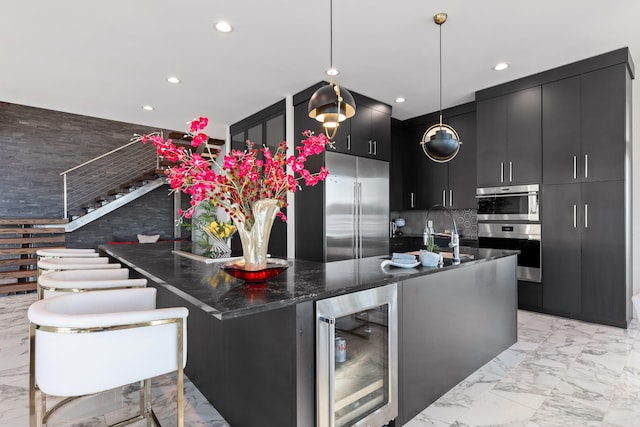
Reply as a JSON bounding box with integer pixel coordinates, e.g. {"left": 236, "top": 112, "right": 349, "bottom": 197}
{"left": 373, "top": 140, "right": 377, "bottom": 156}
{"left": 449, "top": 190, "right": 453, "bottom": 207}
{"left": 500, "top": 162, "right": 504, "bottom": 183}
{"left": 584, "top": 204, "right": 588, "bottom": 228}
{"left": 442, "top": 190, "right": 446, "bottom": 206}
{"left": 584, "top": 154, "right": 588, "bottom": 179}
{"left": 347, "top": 135, "right": 351, "bottom": 151}
{"left": 573, "top": 155, "right": 577, "bottom": 180}
{"left": 573, "top": 204, "right": 577, "bottom": 228}
{"left": 410, "top": 192, "right": 415, "bottom": 208}
{"left": 509, "top": 161, "right": 513, "bottom": 182}
{"left": 368, "top": 140, "right": 373, "bottom": 154}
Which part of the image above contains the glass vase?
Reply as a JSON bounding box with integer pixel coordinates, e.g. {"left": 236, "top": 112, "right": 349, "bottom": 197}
{"left": 235, "top": 199, "right": 280, "bottom": 271}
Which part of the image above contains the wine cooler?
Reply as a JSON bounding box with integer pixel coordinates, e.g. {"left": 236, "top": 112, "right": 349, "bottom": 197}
{"left": 316, "top": 283, "right": 398, "bottom": 427}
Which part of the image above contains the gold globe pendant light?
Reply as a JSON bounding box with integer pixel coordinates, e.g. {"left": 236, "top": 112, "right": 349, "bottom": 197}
{"left": 308, "top": 0, "right": 356, "bottom": 140}
{"left": 421, "top": 13, "right": 461, "bottom": 163}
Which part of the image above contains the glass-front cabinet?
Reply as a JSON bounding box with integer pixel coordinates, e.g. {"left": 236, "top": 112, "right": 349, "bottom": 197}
{"left": 316, "top": 283, "right": 398, "bottom": 427}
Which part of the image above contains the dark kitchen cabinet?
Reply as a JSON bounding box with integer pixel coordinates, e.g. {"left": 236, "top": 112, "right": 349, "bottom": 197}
{"left": 541, "top": 184, "right": 581, "bottom": 315}
{"left": 542, "top": 181, "right": 626, "bottom": 326}
{"left": 230, "top": 101, "right": 287, "bottom": 258}
{"left": 408, "top": 107, "right": 477, "bottom": 209}
{"left": 477, "top": 86, "right": 541, "bottom": 187}
{"left": 543, "top": 64, "right": 627, "bottom": 184}
{"left": 445, "top": 112, "right": 477, "bottom": 208}
{"left": 580, "top": 181, "right": 626, "bottom": 324}
{"left": 390, "top": 119, "right": 407, "bottom": 211}
{"left": 350, "top": 104, "right": 391, "bottom": 160}
{"left": 293, "top": 85, "right": 391, "bottom": 161}
{"left": 399, "top": 256, "right": 517, "bottom": 424}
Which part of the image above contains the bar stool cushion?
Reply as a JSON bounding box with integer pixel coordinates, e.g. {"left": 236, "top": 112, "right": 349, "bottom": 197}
{"left": 36, "top": 248, "right": 99, "bottom": 258}
{"left": 38, "top": 257, "right": 120, "bottom": 272}
{"left": 38, "top": 269, "right": 147, "bottom": 299}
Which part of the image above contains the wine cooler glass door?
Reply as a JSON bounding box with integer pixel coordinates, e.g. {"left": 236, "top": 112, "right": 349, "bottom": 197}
{"left": 316, "top": 283, "right": 398, "bottom": 427}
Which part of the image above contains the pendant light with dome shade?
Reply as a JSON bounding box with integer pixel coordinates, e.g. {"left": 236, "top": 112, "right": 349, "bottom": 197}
{"left": 421, "top": 13, "right": 461, "bottom": 163}
{"left": 308, "top": 0, "right": 356, "bottom": 140}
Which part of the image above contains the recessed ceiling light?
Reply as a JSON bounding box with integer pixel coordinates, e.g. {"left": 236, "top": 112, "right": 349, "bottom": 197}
{"left": 215, "top": 21, "right": 233, "bottom": 33}
{"left": 326, "top": 68, "right": 339, "bottom": 76}
{"left": 493, "top": 62, "right": 510, "bottom": 71}
{"left": 143, "top": 105, "right": 154, "bottom": 111}
{"left": 395, "top": 97, "right": 406, "bottom": 103}
{"left": 167, "top": 76, "right": 181, "bottom": 84}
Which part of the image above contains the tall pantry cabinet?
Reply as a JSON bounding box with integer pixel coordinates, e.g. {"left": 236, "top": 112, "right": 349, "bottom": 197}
{"left": 542, "top": 59, "right": 633, "bottom": 327}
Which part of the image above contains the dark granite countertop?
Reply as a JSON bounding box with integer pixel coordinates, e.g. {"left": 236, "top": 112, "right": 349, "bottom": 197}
{"left": 99, "top": 242, "right": 516, "bottom": 320}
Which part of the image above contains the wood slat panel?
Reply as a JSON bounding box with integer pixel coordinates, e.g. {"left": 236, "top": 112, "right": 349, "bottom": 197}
{"left": 0, "top": 246, "right": 65, "bottom": 255}
{"left": 0, "top": 259, "right": 37, "bottom": 267}
{"left": 0, "top": 236, "right": 66, "bottom": 245}
{"left": 0, "top": 218, "right": 68, "bottom": 225}
{"left": 0, "top": 282, "right": 37, "bottom": 293}
{"left": 0, "top": 227, "right": 66, "bottom": 235}
{"left": 0, "top": 219, "right": 65, "bottom": 293}
{"left": 0, "top": 247, "right": 40, "bottom": 256}
{"left": 0, "top": 270, "right": 35, "bottom": 280}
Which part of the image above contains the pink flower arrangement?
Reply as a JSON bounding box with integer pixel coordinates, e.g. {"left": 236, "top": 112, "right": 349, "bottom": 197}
{"left": 139, "top": 116, "right": 331, "bottom": 229}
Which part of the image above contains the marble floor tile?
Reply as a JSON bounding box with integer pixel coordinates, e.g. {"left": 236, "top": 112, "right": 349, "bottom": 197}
{"left": 455, "top": 390, "right": 538, "bottom": 426}
{"left": 2, "top": 292, "right": 640, "bottom": 427}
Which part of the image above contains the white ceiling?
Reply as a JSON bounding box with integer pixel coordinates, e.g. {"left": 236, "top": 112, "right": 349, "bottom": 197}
{"left": 2, "top": 1, "right": 638, "bottom": 139}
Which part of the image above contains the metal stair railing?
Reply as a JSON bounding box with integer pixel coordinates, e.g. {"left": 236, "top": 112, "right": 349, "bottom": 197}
{"left": 60, "top": 139, "right": 159, "bottom": 219}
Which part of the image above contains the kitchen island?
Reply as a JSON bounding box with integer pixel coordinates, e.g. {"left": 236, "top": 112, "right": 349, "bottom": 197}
{"left": 100, "top": 242, "right": 518, "bottom": 426}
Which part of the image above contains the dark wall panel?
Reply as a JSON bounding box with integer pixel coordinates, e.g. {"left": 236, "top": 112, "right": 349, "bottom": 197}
{"left": 0, "top": 101, "right": 184, "bottom": 248}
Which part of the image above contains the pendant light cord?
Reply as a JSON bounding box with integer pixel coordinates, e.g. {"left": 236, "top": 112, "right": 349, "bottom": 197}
{"left": 439, "top": 22, "right": 443, "bottom": 126}
{"left": 329, "top": 0, "right": 334, "bottom": 84}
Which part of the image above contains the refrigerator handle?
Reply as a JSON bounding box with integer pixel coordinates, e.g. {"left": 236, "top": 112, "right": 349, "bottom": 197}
{"left": 358, "top": 182, "right": 363, "bottom": 258}
{"left": 353, "top": 182, "right": 358, "bottom": 259}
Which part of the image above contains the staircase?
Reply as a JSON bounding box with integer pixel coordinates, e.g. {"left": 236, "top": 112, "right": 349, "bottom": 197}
{"left": 58, "top": 134, "right": 224, "bottom": 232}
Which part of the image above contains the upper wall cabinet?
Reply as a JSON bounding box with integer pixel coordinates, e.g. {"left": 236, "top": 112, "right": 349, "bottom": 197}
{"left": 293, "top": 83, "right": 392, "bottom": 161}
{"left": 477, "top": 86, "right": 542, "bottom": 187}
{"left": 390, "top": 119, "right": 407, "bottom": 211}
{"left": 543, "top": 64, "right": 628, "bottom": 184}
{"left": 230, "top": 100, "right": 287, "bottom": 258}
{"left": 349, "top": 104, "right": 391, "bottom": 160}
{"left": 407, "top": 110, "right": 477, "bottom": 209}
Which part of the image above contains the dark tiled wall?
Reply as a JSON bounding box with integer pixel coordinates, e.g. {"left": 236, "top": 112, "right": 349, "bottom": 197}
{"left": 0, "top": 101, "right": 185, "bottom": 248}
{"left": 390, "top": 208, "right": 478, "bottom": 239}
{"left": 66, "top": 185, "right": 185, "bottom": 248}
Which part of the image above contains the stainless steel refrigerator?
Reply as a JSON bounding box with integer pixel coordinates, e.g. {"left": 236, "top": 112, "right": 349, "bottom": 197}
{"left": 324, "top": 151, "right": 390, "bottom": 262}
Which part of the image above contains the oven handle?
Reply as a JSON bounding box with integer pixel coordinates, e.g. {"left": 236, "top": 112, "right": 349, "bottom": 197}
{"left": 478, "top": 233, "right": 541, "bottom": 241}
{"left": 476, "top": 192, "right": 538, "bottom": 199}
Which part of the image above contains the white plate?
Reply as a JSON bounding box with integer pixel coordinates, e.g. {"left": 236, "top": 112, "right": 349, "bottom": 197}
{"left": 380, "top": 259, "right": 421, "bottom": 269}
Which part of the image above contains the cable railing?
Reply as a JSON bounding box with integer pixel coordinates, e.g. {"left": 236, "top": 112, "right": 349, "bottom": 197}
{"left": 60, "top": 139, "right": 159, "bottom": 219}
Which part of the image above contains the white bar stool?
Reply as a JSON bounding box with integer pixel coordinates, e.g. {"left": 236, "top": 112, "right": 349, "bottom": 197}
{"left": 37, "top": 268, "right": 147, "bottom": 299}
{"left": 38, "top": 257, "right": 121, "bottom": 277}
{"left": 36, "top": 248, "right": 98, "bottom": 259}
{"left": 28, "top": 288, "right": 188, "bottom": 427}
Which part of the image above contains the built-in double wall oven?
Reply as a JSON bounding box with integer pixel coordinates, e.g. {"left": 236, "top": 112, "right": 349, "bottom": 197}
{"left": 476, "top": 184, "right": 541, "bottom": 283}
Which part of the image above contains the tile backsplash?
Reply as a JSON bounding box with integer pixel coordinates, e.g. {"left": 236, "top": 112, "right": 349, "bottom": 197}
{"left": 390, "top": 208, "right": 477, "bottom": 239}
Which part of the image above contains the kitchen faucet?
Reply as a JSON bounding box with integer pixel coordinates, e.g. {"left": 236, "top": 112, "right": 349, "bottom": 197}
{"left": 424, "top": 205, "right": 460, "bottom": 265}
